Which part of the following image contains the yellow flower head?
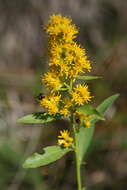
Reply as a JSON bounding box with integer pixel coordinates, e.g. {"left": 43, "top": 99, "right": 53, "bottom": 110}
{"left": 66, "top": 43, "right": 91, "bottom": 78}
{"left": 71, "top": 84, "right": 92, "bottom": 105}
{"left": 48, "top": 42, "right": 91, "bottom": 79}
{"left": 40, "top": 93, "right": 61, "bottom": 115}
{"left": 60, "top": 108, "right": 69, "bottom": 116}
{"left": 75, "top": 110, "right": 92, "bottom": 127}
{"left": 63, "top": 98, "right": 73, "bottom": 109}
{"left": 58, "top": 130, "right": 73, "bottom": 147}
{"left": 59, "top": 98, "right": 72, "bottom": 116}
{"left": 45, "top": 14, "right": 78, "bottom": 42}
{"left": 84, "top": 120, "right": 91, "bottom": 128}
{"left": 42, "top": 71, "right": 62, "bottom": 91}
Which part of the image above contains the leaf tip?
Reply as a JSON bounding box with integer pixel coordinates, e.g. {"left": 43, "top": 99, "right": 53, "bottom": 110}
{"left": 22, "top": 161, "right": 28, "bottom": 168}
{"left": 16, "top": 118, "right": 22, "bottom": 123}
{"left": 114, "top": 93, "right": 120, "bottom": 98}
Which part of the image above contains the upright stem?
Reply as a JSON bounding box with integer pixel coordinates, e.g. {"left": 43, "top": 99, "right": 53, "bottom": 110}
{"left": 70, "top": 79, "right": 82, "bottom": 190}
{"left": 71, "top": 111, "right": 82, "bottom": 190}
{"left": 75, "top": 148, "right": 82, "bottom": 190}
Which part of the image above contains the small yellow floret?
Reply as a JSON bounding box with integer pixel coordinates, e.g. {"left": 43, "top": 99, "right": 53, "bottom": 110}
{"left": 58, "top": 130, "right": 70, "bottom": 140}
{"left": 60, "top": 108, "right": 69, "bottom": 116}
{"left": 71, "top": 84, "right": 92, "bottom": 105}
{"left": 84, "top": 121, "right": 91, "bottom": 128}
{"left": 58, "top": 130, "right": 73, "bottom": 147}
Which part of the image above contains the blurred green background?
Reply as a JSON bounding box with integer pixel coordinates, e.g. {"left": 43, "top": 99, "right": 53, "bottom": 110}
{"left": 0, "top": 0, "right": 127, "bottom": 189}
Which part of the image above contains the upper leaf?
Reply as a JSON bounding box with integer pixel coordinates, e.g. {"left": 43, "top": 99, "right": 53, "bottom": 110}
{"left": 23, "top": 146, "right": 71, "bottom": 168}
{"left": 96, "top": 94, "right": 119, "bottom": 114}
{"left": 77, "top": 75, "right": 102, "bottom": 80}
{"left": 17, "top": 112, "right": 61, "bottom": 124}
{"left": 76, "top": 105, "right": 105, "bottom": 121}
{"left": 76, "top": 94, "right": 119, "bottom": 162}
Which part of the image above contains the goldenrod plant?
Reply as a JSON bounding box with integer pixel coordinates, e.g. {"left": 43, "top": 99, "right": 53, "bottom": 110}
{"left": 17, "top": 15, "right": 119, "bottom": 190}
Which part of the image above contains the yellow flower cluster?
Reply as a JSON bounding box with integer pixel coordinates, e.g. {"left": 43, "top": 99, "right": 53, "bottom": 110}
{"left": 39, "top": 14, "right": 92, "bottom": 116}
{"left": 45, "top": 14, "right": 78, "bottom": 43}
{"left": 60, "top": 98, "right": 73, "bottom": 116}
{"left": 45, "top": 14, "right": 91, "bottom": 79}
{"left": 58, "top": 130, "right": 73, "bottom": 147}
{"left": 40, "top": 94, "right": 61, "bottom": 115}
{"left": 72, "top": 84, "right": 91, "bottom": 105}
{"left": 75, "top": 111, "right": 91, "bottom": 128}
{"left": 48, "top": 43, "right": 91, "bottom": 78}
{"left": 42, "top": 71, "right": 62, "bottom": 91}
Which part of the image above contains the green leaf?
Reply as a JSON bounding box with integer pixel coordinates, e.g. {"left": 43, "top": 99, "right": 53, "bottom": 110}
{"left": 77, "top": 75, "right": 102, "bottom": 80}
{"left": 76, "top": 94, "right": 119, "bottom": 162}
{"left": 17, "top": 112, "right": 61, "bottom": 124}
{"left": 76, "top": 105, "right": 105, "bottom": 121}
{"left": 23, "top": 146, "right": 71, "bottom": 168}
{"left": 96, "top": 94, "right": 120, "bottom": 114}
{"left": 76, "top": 124, "right": 94, "bottom": 163}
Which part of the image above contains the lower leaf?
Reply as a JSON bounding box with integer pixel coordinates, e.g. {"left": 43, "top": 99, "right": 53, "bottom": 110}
{"left": 23, "top": 145, "right": 71, "bottom": 168}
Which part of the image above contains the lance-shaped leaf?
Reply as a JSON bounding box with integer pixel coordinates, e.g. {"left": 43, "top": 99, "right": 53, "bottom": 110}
{"left": 23, "top": 146, "right": 71, "bottom": 168}
{"left": 96, "top": 94, "right": 119, "bottom": 114}
{"left": 76, "top": 105, "right": 105, "bottom": 121}
{"left": 17, "top": 112, "right": 61, "bottom": 124}
{"left": 75, "top": 124, "right": 94, "bottom": 163}
{"left": 76, "top": 94, "right": 119, "bottom": 162}
{"left": 77, "top": 75, "right": 102, "bottom": 80}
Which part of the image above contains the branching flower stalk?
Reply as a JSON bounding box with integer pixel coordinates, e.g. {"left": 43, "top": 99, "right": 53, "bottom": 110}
{"left": 18, "top": 14, "right": 119, "bottom": 190}
{"left": 42, "top": 15, "right": 92, "bottom": 189}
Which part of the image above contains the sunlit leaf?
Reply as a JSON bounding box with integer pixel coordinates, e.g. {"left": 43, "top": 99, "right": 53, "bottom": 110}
{"left": 77, "top": 75, "right": 102, "bottom": 80}
{"left": 23, "top": 146, "right": 71, "bottom": 168}
{"left": 17, "top": 112, "right": 61, "bottom": 124}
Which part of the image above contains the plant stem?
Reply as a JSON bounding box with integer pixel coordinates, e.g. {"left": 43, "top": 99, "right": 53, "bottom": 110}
{"left": 75, "top": 150, "right": 82, "bottom": 190}
{"left": 69, "top": 79, "right": 82, "bottom": 190}
{"left": 71, "top": 111, "right": 82, "bottom": 190}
